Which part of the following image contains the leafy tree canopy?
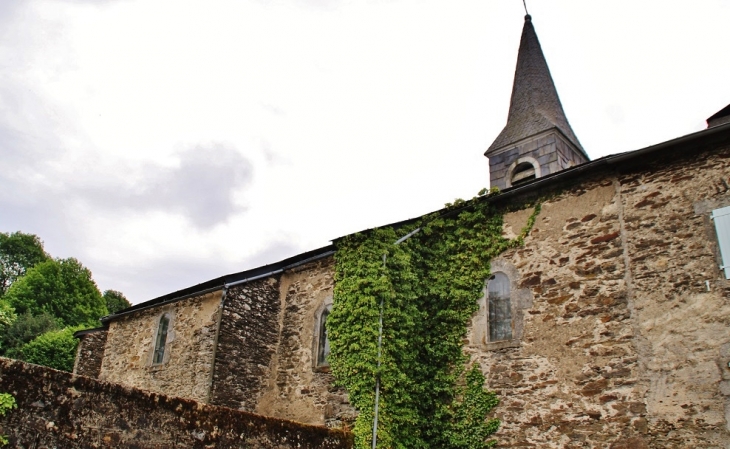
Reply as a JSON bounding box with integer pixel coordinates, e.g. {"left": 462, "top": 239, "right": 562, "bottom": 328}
{"left": 0, "top": 312, "right": 58, "bottom": 358}
{"left": 0, "top": 231, "right": 128, "bottom": 372}
{"left": 4, "top": 258, "right": 108, "bottom": 327}
{"left": 20, "top": 327, "right": 81, "bottom": 372}
{"left": 0, "top": 232, "right": 49, "bottom": 296}
{"left": 0, "top": 301, "right": 15, "bottom": 329}
{"left": 103, "top": 289, "right": 131, "bottom": 314}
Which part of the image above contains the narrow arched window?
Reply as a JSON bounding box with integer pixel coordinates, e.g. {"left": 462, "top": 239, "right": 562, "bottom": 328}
{"left": 488, "top": 272, "right": 512, "bottom": 341}
{"left": 153, "top": 314, "right": 170, "bottom": 364}
{"left": 317, "top": 306, "right": 331, "bottom": 366}
{"left": 511, "top": 162, "right": 536, "bottom": 186}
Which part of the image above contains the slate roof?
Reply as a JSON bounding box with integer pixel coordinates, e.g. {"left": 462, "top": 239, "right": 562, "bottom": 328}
{"left": 708, "top": 103, "right": 730, "bottom": 128}
{"left": 97, "top": 244, "right": 335, "bottom": 324}
{"left": 486, "top": 15, "right": 586, "bottom": 158}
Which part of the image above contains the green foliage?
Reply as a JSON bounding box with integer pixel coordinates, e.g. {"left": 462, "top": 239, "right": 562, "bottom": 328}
{"left": 0, "top": 392, "right": 16, "bottom": 446}
{"left": 4, "top": 258, "right": 107, "bottom": 327}
{"left": 103, "top": 289, "right": 131, "bottom": 314}
{"left": 19, "top": 327, "right": 81, "bottom": 372}
{"left": 329, "top": 190, "right": 540, "bottom": 448}
{"left": 0, "top": 231, "right": 49, "bottom": 297}
{"left": 0, "top": 231, "right": 125, "bottom": 371}
{"left": 446, "top": 366, "right": 500, "bottom": 449}
{"left": 1, "top": 312, "right": 58, "bottom": 358}
{"left": 0, "top": 301, "right": 15, "bottom": 329}
{"left": 0, "top": 393, "right": 15, "bottom": 417}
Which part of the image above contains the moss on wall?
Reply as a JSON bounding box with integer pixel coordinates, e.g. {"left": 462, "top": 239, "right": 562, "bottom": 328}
{"left": 0, "top": 357, "right": 352, "bottom": 448}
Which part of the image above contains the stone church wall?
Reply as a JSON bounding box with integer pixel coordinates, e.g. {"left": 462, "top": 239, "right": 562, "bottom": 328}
{"left": 209, "top": 277, "right": 282, "bottom": 411}
{"left": 254, "top": 256, "right": 356, "bottom": 428}
{"left": 0, "top": 358, "right": 353, "bottom": 449}
{"left": 99, "top": 290, "right": 222, "bottom": 403}
{"left": 467, "top": 142, "right": 730, "bottom": 448}
{"left": 469, "top": 176, "right": 643, "bottom": 448}
{"left": 617, "top": 144, "right": 730, "bottom": 448}
{"left": 74, "top": 328, "right": 108, "bottom": 378}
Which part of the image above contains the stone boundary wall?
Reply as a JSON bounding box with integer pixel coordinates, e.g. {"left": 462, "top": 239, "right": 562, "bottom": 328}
{"left": 0, "top": 358, "right": 353, "bottom": 449}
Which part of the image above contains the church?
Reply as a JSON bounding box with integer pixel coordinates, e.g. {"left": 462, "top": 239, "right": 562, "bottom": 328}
{"left": 73, "top": 14, "right": 730, "bottom": 448}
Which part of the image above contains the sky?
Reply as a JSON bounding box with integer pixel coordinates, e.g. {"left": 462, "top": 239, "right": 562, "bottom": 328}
{"left": 1, "top": 0, "right": 728, "bottom": 305}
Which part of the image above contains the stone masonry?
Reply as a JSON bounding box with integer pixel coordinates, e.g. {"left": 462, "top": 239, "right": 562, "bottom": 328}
{"left": 209, "top": 277, "right": 282, "bottom": 411}
{"left": 255, "top": 257, "right": 356, "bottom": 428}
{"left": 99, "top": 290, "right": 222, "bottom": 403}
{"left": 74, "top": 328, "right": 107, "bottom": 378}
{"left": 467, "top": 141, "right": 730, "bottom": 448}
{"left": 0, "top": 358, "right": 352, "bottom": 449}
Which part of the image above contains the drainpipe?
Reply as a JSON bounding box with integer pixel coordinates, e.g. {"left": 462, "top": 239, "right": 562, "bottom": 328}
{"left": 372, "top": 227, "right": 421, "bottom": 449}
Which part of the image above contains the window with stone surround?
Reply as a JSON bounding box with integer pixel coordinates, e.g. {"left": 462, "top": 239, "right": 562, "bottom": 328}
{"left": 711, "top": 205, "right": 730, "bottom": 279}
{"left": 470, "top": 258, "right": 533, "bottom": 350}
{"left": 152, "top": 313, "right": 171, "bottom": 365}
{"left": 487, "top": 272, "right": 512, "bottom": 341}
{"left": 317, "top": 306, "right": 331, "bottom": 366}
{"left": 313, "top": 299, "right": 333, "bottom": 369}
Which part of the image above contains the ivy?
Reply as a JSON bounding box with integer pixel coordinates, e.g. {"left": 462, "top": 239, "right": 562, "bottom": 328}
{"left": 446, "top": 366, "right": 500, "bottom": 449}
{"left": 328, "top": 191, "right": 540, "bottom": 448}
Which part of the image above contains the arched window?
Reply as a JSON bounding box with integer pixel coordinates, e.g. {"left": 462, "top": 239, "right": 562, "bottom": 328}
{"left": 487, "top": 272, "right": 512, "bottom": 342}
{"left": 152, "top": 314, "right": 170, "bottom": 364}
{"left": 317, "top": 306, "right": 331, "bottom": 367}
{"left": 511, "top": 162, "right": 536, "bottom": 186}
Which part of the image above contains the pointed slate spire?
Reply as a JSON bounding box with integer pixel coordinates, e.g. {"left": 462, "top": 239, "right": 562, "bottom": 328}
{"left": 485, "top": 15, "right": 589, "bottom": 189}
{"left": 487, "top": 15, "right": 585, "bottom": 155}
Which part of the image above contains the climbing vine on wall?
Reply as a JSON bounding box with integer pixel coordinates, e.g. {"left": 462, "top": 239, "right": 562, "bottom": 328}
{"left": 328, "top": 189, "right": 540, "bottom": 449}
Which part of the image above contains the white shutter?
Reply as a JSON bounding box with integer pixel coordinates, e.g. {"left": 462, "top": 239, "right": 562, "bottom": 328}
{"left": 711, "top": 205, "right": 730, "bottom": 279}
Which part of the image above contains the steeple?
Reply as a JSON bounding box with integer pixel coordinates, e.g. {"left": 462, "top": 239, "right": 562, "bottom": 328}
{"left": 486, "top": 15, "right": 589, "bottom": 190}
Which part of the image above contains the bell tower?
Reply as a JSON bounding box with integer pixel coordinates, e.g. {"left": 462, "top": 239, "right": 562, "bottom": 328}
{"left": 486, "top": 15, "right": 589, "bottom": 190}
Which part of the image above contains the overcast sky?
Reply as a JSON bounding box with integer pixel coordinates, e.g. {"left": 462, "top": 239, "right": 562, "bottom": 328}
{"left": 1, "top": 0, "right": 728, "bottom": 305}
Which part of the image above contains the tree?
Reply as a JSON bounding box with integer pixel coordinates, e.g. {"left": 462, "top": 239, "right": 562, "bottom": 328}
{"left": 0, "top": 301, "right": 15, "bottom": 329}
{"left": 103, "top": 289, "right": 131, "bottom": 314}
{"left": 0, "top": 312, "right": 58, "bottom": 358}
{"left": 0, "top": 301, "right": 17, "bottom": 355}
{"left": 3, "top": 258, "right": 108, "bottom": 327}
{"left": 0, "top": 232, "right": 49, "bottom": 296}
{"left": 19, "top": 327, "right": 80, "bottom": 372}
